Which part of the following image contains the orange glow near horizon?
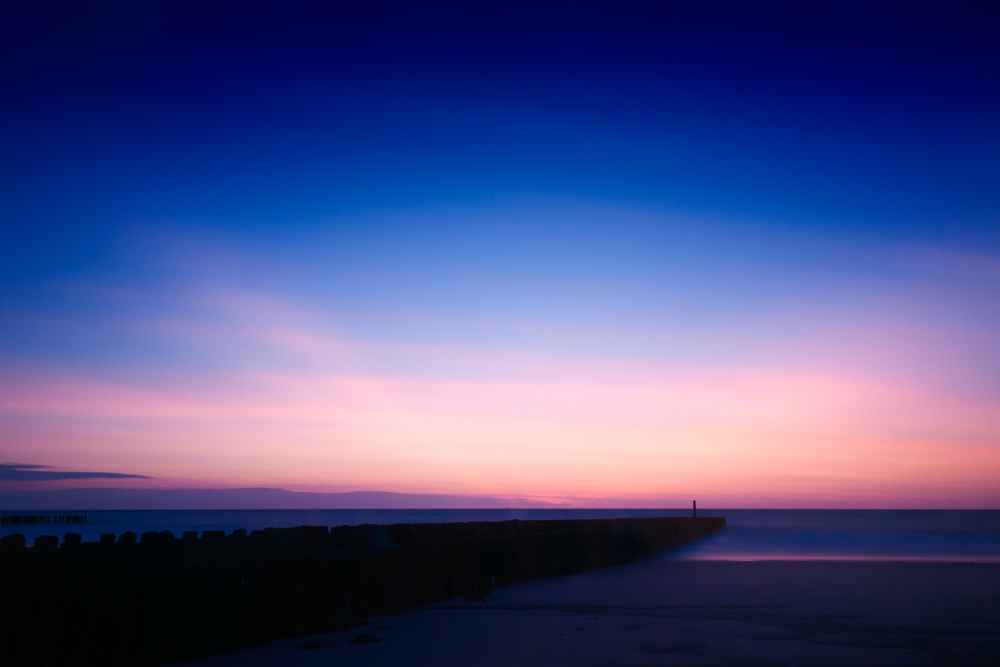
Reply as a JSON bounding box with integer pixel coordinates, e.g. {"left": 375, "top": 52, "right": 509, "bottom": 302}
{"left": 3, "top": 336, "right": 998, "bottom": 508}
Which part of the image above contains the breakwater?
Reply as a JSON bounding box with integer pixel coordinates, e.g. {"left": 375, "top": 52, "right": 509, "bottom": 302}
{"left": 0, "top": 515, "right": 724, "bottom": 666}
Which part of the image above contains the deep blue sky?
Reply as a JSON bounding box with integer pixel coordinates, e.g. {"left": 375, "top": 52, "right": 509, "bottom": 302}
{"left": 4, "top": 1, "right": 998, "bottom": 257}
{"left": 3, "top": 0, "right": 998, "bottom": 362}
{"left": 1, "top": 2, "right": 999, "bottom": 505}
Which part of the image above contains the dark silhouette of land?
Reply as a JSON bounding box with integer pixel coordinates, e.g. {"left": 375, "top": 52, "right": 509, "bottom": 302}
{"left": 0, "top": 487, "right": 560, "bottom": 510}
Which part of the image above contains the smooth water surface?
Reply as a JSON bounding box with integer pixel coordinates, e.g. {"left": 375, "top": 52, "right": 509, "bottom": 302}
{"left": 660, "top": 509, "right": 1000, "bottom": 562}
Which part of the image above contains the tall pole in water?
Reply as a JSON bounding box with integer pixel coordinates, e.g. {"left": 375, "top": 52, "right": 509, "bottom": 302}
{"left": 693, "top": 500, "right": 696, "bottom": 518}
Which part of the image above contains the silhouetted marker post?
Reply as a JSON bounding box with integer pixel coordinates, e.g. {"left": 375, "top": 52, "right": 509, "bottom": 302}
{"left": 693, "top": 500, "right": 696, "bottom": 518}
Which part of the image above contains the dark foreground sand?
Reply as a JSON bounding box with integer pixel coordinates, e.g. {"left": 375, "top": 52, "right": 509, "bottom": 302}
{"left": 185, "top": 560, "right": 1000, "bottom": 666}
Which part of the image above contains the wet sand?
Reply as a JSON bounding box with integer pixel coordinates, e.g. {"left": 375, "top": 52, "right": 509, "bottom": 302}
{"left": 185, "top": 560, "right": 1000, "bottom": 666}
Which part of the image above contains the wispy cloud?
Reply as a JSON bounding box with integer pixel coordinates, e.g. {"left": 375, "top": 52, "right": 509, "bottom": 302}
{"left": 2, "top": 350, "right": 998, "bottom": 506}
{"left": 3, "top": 219, "right": 999, "bottom": 507}
{"left": 893, "top": 246, "right": 1000, "bottom": 281}
{"left": 0, "top": 463, "right": 150, "bottom": 482}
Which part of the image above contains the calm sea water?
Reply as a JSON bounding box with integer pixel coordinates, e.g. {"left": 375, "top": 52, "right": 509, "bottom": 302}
{"left": 3, "top": 508, "right": 998, "bottom": 562}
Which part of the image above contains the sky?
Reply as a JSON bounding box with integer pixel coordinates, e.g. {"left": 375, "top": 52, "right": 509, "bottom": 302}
{"left": 1, "top": 1, "right": 999, "bottom": 508}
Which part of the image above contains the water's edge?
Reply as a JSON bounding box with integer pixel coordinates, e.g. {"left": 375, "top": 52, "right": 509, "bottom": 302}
{"left": 2, "top": 509, "right": 998, "bottom": 562}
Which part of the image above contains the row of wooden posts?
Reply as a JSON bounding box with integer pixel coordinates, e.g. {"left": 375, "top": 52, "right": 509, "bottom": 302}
{"left": 0, "top": 516, "right": 725, "bottom": 666}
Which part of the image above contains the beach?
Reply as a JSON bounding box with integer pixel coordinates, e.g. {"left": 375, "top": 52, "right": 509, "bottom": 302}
{"left": 4, "top": 510, "right": 998, "bottom": 665}
{"left": 184, "top": 559, "right": 1000, "bottom": 666}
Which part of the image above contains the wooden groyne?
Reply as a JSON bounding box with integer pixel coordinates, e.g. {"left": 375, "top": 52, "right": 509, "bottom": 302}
{"left": 0, "top": 516, "right": 724, "bottom": 666}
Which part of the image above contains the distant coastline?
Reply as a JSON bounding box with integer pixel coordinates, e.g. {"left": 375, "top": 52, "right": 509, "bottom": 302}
{"left": 0, "top": 487, "right": 562, "bottom": 511}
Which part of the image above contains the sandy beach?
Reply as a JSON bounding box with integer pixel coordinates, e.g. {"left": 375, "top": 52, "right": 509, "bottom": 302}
{"left": 183, "top": 559, "right": 1000, "bottom": 666}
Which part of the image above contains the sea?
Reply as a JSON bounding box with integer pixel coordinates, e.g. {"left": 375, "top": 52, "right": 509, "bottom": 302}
{"left": 2, "top": 509, "right": 998, "bottom": 562}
